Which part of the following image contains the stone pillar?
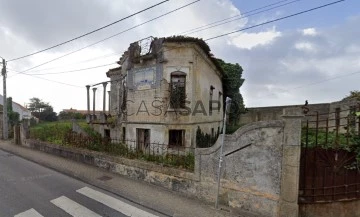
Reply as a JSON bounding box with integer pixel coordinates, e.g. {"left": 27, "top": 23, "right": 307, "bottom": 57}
{"left": 108, "top": 91, "right": 111, "bottom": 113}
{"left": 86, "top": 85, "right": 90, "bottom": 115}
{"left": 102, "top": 82, "right": 107, "bottom": 113}
{"left": 279, "top": 108, "right": 304, "bottom": 217}
{"left": 92, "top": 88, "right": 97, "bottom": 116}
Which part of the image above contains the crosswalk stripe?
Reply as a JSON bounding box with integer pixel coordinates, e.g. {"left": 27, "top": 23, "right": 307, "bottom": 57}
{"left": 51, "top": 196, "right": 101, "bottom": 217}
{"left": 77, "top": 187, "right": 159, "bottom": 217}
{"left": 14, "top": 208, "right": 44, "bottom": 217}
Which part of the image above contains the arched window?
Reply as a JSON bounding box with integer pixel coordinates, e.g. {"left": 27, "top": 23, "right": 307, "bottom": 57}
{"left": 170, "top": 71, "right": 186, "bottom": 109}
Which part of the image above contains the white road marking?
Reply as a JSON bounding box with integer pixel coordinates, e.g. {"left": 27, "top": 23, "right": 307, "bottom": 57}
{"left": 77, "top": 187, "right": 159, "bottom": 217}
{"left": 14, "top": 208, "right": 44, "bottom": 217}
{"left": 51, "top": 196, "right": 101, "bottom": 217}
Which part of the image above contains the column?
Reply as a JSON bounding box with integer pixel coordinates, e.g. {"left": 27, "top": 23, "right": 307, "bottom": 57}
{"left": 86, "top": 85, "right": 90, "bottom": 115}
{"left": 102, "top": 82, "right": 107, "bottom": 113}
{"left": 92, "top": 88, "right": 97, "bottom": 116}
{"left": 279, "top": 108, "right": 304, "bottom": 217}
{"left": 108, "top": 91, "right": 111, "bottom": 113}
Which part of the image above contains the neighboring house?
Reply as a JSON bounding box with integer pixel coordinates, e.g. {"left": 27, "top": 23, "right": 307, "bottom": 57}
{"left": 91, "top": 36, "right": 224, "bottom": 149}
{"left": 62, "top": 108, "right": 101, "bottom": 116}
{"left": 0, "top": 95, "right": 32, "bottom": 120}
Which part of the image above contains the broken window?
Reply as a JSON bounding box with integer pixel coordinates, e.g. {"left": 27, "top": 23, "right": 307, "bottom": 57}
{"left": 209, "top": 85, "right": 215, "bottom": 115}
{"left": 170, "top": 72, "right": 186, "bottom": 109}
{"left": 218, "top": 92, "right": 222, "bottom": 112}
{"left": 122, "top": 127, "right": 126, "bottom": 143}
{"left": 169, "top": 130, "right": 185, "bottom": 147}
{"left": 136, "top": 128, "right": 150, "bottom": 152}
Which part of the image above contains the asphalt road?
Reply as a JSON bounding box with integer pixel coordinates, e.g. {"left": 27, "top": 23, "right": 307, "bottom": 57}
{"left": 0, "top": 149, "right": 161, "bottom": 217}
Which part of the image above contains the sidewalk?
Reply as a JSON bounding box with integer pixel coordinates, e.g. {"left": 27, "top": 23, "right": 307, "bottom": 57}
{"left": 0, "top": 140, "right": 254, "bottom": 217}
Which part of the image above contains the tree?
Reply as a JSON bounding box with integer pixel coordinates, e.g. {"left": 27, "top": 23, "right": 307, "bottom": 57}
{"left": 7, "top": 97, "right": 20, "bottom": 127}
{"left": 342, "top": 90, "right": 360, "bottom": 101}
{"left": 216, "top": 58, "right": 246, "bottom": 126}
{"left": 28, "top": 97, "right": 57, "bottom": 122}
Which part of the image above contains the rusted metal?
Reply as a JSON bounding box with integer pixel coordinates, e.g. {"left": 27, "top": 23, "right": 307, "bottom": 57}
{"left": 299, "top": 107, "right": 360, "bottom": 204}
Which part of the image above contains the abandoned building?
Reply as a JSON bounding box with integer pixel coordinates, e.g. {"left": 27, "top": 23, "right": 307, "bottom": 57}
{"left": 87, "top": 36, "right": 224, "bottom": 149}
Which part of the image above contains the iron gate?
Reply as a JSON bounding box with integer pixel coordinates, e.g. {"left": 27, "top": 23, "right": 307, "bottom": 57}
{"left": 299, "top": 105, "right": 360, "bottom": 203}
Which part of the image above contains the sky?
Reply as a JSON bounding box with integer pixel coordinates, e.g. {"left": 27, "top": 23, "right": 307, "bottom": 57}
{"left": 0, "top": 0, "right": 359, "bottom": 113}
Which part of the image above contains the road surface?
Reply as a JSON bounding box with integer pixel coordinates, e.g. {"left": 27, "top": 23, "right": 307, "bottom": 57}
{"left": 0, "top": 149, "right": 162, "bottom": 217}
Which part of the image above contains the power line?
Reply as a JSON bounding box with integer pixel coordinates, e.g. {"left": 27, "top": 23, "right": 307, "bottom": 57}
{"left": 178, "top": 0, "right": 298, "bottom": 35}
{"left": 19, "top": 72, "right": 83, "bottom": 88}
{"left": 8, "top": 0, "right": 344, "bottom": 88}
{"left": 10, "top": 0, "right": 200, "bottom": 76}
{"left": 16, "top": 52, "right": 122, "bottom": 73}
{"left": 7, "top": 0, "right": 170, "bottom": 62}
{"left": 6, "top": 0, "right": 297, "bottom": 73}
{"left": 251, "top": 70, "right": 360, "bottom": 102}
{"left": 205, "top": 0, "right": 345, "bottom": 41}
{"left": 21, "top": 62, "right": 117, "bottom": 76}
{"left": 182, "top": 0, "right": 301, "bottom": 36}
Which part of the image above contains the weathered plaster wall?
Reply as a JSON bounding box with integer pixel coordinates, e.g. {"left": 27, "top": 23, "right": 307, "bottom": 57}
{"left": 239, "top": 103, "right": 329, "bottom": 126}
{"left": 106, "top": 41, "right": 224, "bottom": 147}
{"left": 197, "top": 120, "right": 285, "bottom": 216}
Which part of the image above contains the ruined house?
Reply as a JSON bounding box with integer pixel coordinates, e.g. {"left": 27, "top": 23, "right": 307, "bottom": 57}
{"left": 91, "top": 36, "right": 224, "bottom": 149}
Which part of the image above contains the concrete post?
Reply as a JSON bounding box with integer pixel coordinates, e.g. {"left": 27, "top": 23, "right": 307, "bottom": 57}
{"left": 92, "top": 88, "right": 97, "bottom": 116}
{"left": 86, "top": 85, "right": 90, "bottom": 115}
{"left": 102, "top": 82, "right": 107, "bottom": 113}
{"left": 279, "top": 108, "right": 304, "bottom": 217}
{"left": 108, "top": 91, "right": 111, "bottom": 113}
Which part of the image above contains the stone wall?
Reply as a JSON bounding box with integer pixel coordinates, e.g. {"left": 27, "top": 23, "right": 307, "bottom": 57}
{"left": 239, "top": 103, "right": 329, "bottom": 126}
{"left": 20, "top": 108, "right": 304, "bottom": 217}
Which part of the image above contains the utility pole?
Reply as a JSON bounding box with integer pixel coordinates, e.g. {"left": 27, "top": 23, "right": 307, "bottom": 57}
{"left": 1, "top": 58, "right": 8, "bottom": 140}
{"left": 215, "top": 97, "right": 231, "bottom": 209}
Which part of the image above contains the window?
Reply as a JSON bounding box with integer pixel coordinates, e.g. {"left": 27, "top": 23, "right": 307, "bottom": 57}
{"left": 209, "top": 85, "right": 214, "bottom": 115}
{"left": 218, "top": 92, "right": 222, "bottom": 112}
{"left": 121, "top": 81, "right": 127, "bottom": 112}
{"left": 170, "top": 72, "right": 186, "bottom": 109}
{"left": 136, "top": 129, "right": 150, "bottom": 152}
{"left": 104, "top": 129, "right": 110, "bottom": 139}
{"left": 122, "top": 127, "right": 126, "bottom": 143}
{"left": 169, "top": 130, "right": 185, "bottom": 147}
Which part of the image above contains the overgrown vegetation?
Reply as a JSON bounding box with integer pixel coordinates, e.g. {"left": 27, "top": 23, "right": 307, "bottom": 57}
{"left": 30, "top": 121, "right": 194, "bottom": 171}
{"left": 28, "top": 97, "right": 57, "bottom": 122}
{"left": 217, "top": 58, "right": 246, "bottom": 126}
{"left": 302, "top": 110, "right": 360, "bottom": 171}
{"left": 196, "top": 126, "right": 219, "bottom": 148}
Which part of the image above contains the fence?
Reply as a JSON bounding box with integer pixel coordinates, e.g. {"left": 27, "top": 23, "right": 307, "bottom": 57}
{"left": 63, "top": 131, "right": 195, "bottom": 171}
{"left": 299, "top": 105, "right": 360, "bottom": 203}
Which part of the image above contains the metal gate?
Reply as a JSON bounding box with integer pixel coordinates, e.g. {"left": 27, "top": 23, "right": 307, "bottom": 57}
{"left": 299, "top": 105, "right": 360, "bottom": 203}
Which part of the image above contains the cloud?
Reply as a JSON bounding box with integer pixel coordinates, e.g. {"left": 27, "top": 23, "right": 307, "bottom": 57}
{"left": 211, "top": 16, "right": 360, "bottom": 107}
{"left": 302, "top": 28, "right": 317, "bottom": 36}
{"left": 294, "top": 42, "right": 316, "bottom": 52}
{"left": 229, "top": 27, "right": 281, "bottom": 49}
{"left": 0, "top": 0, "right": 242, "bottom": 112}
{"left": 1, "top": 0, "right": 359, "bottom": 113}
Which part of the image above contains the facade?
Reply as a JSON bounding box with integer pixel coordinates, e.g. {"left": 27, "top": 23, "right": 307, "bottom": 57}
{"left": 95, "top": 36, "right": 224, "bottom": 149}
